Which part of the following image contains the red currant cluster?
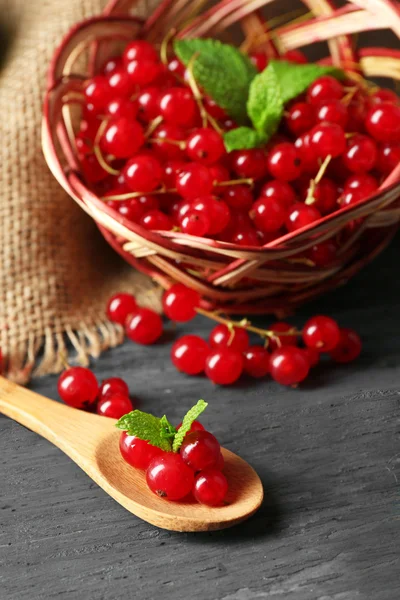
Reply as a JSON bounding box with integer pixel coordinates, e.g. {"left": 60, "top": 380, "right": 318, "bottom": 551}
{"left": 77, "top": 39, "right": 400, "bottom": 262}
{"left": 58, "top": 369, "right": 133, "bottom": 419}
{"left": 121, "top": 419, "right": 228, "bottom": 505}
{"left": 105, "top": 284, "right": 362, "bottom": 387}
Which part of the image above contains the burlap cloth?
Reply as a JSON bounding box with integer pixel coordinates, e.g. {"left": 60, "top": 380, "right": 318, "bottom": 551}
{"left": 0, "top": 0, "right": 161, "bottom": 383}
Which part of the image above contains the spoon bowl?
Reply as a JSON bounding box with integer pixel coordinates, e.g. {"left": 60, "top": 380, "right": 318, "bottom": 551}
{"left": 0, "top": 376, "right": 263, "bottom": 531}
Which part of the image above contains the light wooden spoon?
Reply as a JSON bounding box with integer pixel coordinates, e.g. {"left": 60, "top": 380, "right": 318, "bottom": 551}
{"left": 0, "top": 376, "right": 263, "bottom": 532}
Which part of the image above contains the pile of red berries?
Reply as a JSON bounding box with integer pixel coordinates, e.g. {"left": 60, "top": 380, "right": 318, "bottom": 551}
{"left": 105, "top": 284, "right": 362, "bottom": 387}
{"left": 77, "top": 39, "right": 400, "bottom": 263}
{"left": 120, "top": 417, "right": 228, "bottom": 505}
{"left": 58, "top": 369, "right": 133, "bottom": 419}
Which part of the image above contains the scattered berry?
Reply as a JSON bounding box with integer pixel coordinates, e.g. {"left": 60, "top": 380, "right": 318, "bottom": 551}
{"left": 205, "top": 348, "right": 244, "bottom": 385}
{"left": 99, "top": 377, "right": 129, "bottom": 399}
{"left": 97, "top": 393, "right": 133, "bottom": 419}
{"left": 58, "top": 367, "right": 98, "bottom": 409}
{"left": 209, "top": 324, "right": 249, "bottom": 352}
{"left": 303, "top": 315, "right": 340, "bottom": 352}
{"left": 163, "top": 284, "right": 200, "bottom": 322}
{"left": 269, "top": 346, "right": 310, "bottom": 386}
{"left": 243, "top": 346, "right": 270, "bottom": 378}
{"left": 106, "top": 293, "right": 137, "bottom": 325}
{"left": 125, "top": 308, "right": 163, "bottom": 345}
{"left": 329, "top": 328, "right": 362, "bottom": 363}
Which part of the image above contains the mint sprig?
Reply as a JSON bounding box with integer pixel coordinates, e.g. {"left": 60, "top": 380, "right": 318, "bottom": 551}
{"left": 174, "top": 38, "right": 257, "bottom": 125}
{"left": 116, "top": 400, "right": 208, "bottom": 453}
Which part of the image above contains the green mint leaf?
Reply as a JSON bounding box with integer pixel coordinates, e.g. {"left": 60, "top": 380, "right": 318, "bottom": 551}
{"left": 223, "top": 127, "right": 267, "bottom": 152}
{"left": 172, "top": 400, "right": 208, "bottom": 453}
{"left": 174, "top": 38, "right": 257, "bottom": 125}
{"left": 268, "top": 59, "right": 344, "bottom": 105}
{"left": 247, "top": 64, "right": 284, "bottom": 138}
{"left": 116, "top": 410, "right": 172, "bottom": 452}
{"left": 160, "top": 415, "right": 177, "bottom": 440}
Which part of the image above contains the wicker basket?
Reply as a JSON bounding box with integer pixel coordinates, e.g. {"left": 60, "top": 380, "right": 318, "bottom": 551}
{"left": 42, "top": 0, "right": 400, "bottom": 315}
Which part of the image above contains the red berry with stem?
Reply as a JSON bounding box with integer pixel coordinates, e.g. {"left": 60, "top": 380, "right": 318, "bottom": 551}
{"left": 308, "top": 178, "right": 339, "bottom": 215}
{"left": 162, "top": 283, "right": 200, "bottom": 322}
{"left": 283, "top": 49, "right": 308, "bottom": 64}
{"left": 310, "top": 123, "right": 346, "bottom": 158}
{"left": 176, "top": 163, "right": 213, "bottom": 199}
{"left": 371, "top": 88, "right": 398, "bottom": 105}
{"left": 209, "top": 323, "right": 249, "bottom": 352}
{"left": 180, "top": 209, "right": 210, "bottom": 236}
{"left": 285, "top": 102, "right": 315, "bottom": 136}
{"left": 286, "top": 203, "right": 321, "bottom": 232}
{"left": 140, "top": 210, "right": 172, "bottom": 231}
{"left": 100, "top": 118, "right": 145, "bottom": 159}
{"left": 126, "top": 60, "right": 161, "bottom": 86}
{"left": 267, "top": 143, "right": 303, "bottom": 181}
{"left": 107, "top": 69, "right": 137, "bottom": 98}
{"left": 316, "top": 100, "right": 348, "bottom": 128}
{"left": 243, "top": 346, "right": 270, "bottom": 378}
{"left": 58, "top": 367, "right": 99, "bottom": 409}
{"left": 205, "top": 348, "right": 244, "bottom": 385}
{"left": 269, "top": 346, "right": 310, "bottom": 386}
{"left": 159, "top": 88, "right": 197, "bottom": 127}
{"left": 251, "top": 196, "right": 287, "bottom": 233}
{"left": 260, "top": 180, "right": 297, "bottom": 207}
{"left": 84, "top": 75, "right": 113, "bottom": 111}
{"left": 99, "top": 377, "right": 129, "bottom": 399}
{"left": 124, "top": 153, "right": 163, "bottom": 192}
{"left": 268, "top": 322, "right": 298, "bottom": 351}
{"left": 123, "top": 40, "right": 158, "bottom": 64}
{"left": 342, "top": 134, "right": 377, "bottom": 173}
{"left": 231, "top": 148, "right": 267, "bottom": 180}
{"left": 203, "top": 96, "right": 227, "bottom": 120}
{"left": 307, "top": 240, "right": 337, "bottom": 266}
{"left": 106, "top": 98, "right": 138, "bottom": 120}
{"left": 376, "top": 142, "right": 400, "bottom": 176}
{"left": 186, "top": 128, "right": 225, "bottom": 165}
{"left": 152, "top": 124, "right": 186, "bottom": 160}
{"left": 191, "top": 196, "right": 231, "bottom": 235}
{"left": 365, "top": 102, "right": 400, "bottom": 142}
{"left": 171, "top": 335, "right": 209, "bottom": 375}
{"left": 194, "top": 469, "right": 228, "bottom": 506}
{"left": 125, "top": 308, "right": 163, "bottom": 345}
{"left": 250, "top": 51, "right": 268, "bottom": 71}
{"left": 180, "top": 430, "right": 220, "bottom": 471}
{"left": 329, "top": 328, "right": 362, "bottom": 363}
{"left": 137, "top": 87, "right": 161, "bottom": 121}
{"left": 303, "top": 315, "right": 340, "bottom": 352}
{"left": 97, "top": 393, "right": 133, "bottom": 419}
{"left": 222, "top": 185, "right": 253, "bottom": 210}
{"left": 146, "top": 454, "right": 194, "bottom": 501}
{"left": 120, "top": 431, "right": 164, "bottom": 470}
{"left": 106, "top": 293, "right": 137, "bottom": 325}
{"left": 307, "top": 75, "right": 343, "bottom": 106}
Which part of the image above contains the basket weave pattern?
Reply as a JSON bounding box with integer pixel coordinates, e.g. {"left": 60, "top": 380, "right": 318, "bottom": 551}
{"left": 43, "top": 0, "right": 400, "bottom": 315}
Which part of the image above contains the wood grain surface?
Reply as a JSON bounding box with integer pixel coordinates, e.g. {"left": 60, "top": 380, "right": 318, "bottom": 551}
{"left": 1, "top": 237, "right": 400, "bottom": 600}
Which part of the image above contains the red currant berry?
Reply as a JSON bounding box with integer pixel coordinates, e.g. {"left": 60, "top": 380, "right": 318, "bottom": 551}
{"left": 250, "top": 51, "right": 268, "bottom": 72}
{"left": 371, "top": 88, "right": 398, "bottom": 105}
{"left": 268, "top": 322, "right": 298, "bottom": 351}
{"left": 106, "top": 98, "right": 138, "bottom": 120}
{"left": 141, "top": 210, "right": 172, "bottom": 231}
{"left": 306, "top": 178, "right": 339, "bottom": 215}
{"left": 116, "top": 197, "right": 151, "bottom": 222}
{"left": 283, "top": 49, "right": 308, "bottom": 64}
{"left": 176, "top": 164, "right": 213, "bottom": 199}
{"left": 222, "top": 185, "right": 253, "bottom": 210}
{"left": 102, "top": 55, "right": 123, "bottom": 75}
{"left": 106, "top": 293, "right": 137, "bottom": 325}
{"left": 84, "top": 75, "right": 113, "bottom": 111}
{"left": 123, "top": 40, "right": 158, "bottom": 64}
{"left": 171, "top": 335, "right": 209, "bottom": 375}
{"left": 286, "top": 203, "right": 321, "bottom": 232}
{"left": 180, "top": 430, "right": 220, "bottom": 471}
{"left": 124, "top": 153, "right": 163, "bottom": 192}
{"left": 329, "top": 328, "right": 362, "bottom": 363}
{"left": 250, "top": 196, "right": 287, "bottom": 233}
{"left": 193, "top": 469, "right": 228, "bottom": 506}
{"left": 81, "top": 154, "right": 108, "bottom": 183}
{"left": 285, "top": 102, "right": 315, "bottom": 136}
{"left": 365, "top": 102, "right": 400, "bottom": 142}
{"left": 107, "top": 68, "right": 136, "bottom": 98}
{"left": 58, "top": 367, "right": 98, "bottom": 409}
{"left": 100, "top": 118, "right": 145, "bottom": 159}
{"left": 203, "top": 96, "right": 227, "bottom": 120}
{"left": 205, "top": 348, "right": 243, "bottom": 385}
{"left": 231, "top": 227, "right": 260, "bottom": 246}
{"left": 343, "top": 134, "right": 377, "bottom": 173}
{"left": 307, "top": 240, "right": 337, "bottom": 266}
{"left": 344, "top": 173, "right": 378, "bottom": 195}
{"left": 303, "top": 315, "right": 340, "bottom": 352}
{"left": 167, "top": 57, "right": 186, "bottom": 78}
{"left": 303, "top": 347, "right": 320, "bottom": 367}
{"left": 97, "top": 393, "right": 133, "bottom": 419}
{"left": 260, "top": 180, "right": 297, "bottom": 207}
{"left": 125, "top": 308, "right": 163, "bottom": 345}
{"left": 180, "top": 209, "right": 210, "bottom": 236}
{"left": 137, "top": 87, "right": 160, "bottom": 122}
{"left": 307, "top": 75, "right": 343, "bottom": 106}
{"left": 146, "top": 454, "right": 194, "bottom": 501}
{"left": 99, "top": 377, "right": 129, "bottom": 399}
{"left": 191, "top": 196, "right": 231, "bottom": 234}
{"left": 267, "top": 143, "right": 303, "bottom": 181}
{"left": 310, "top": 123, "right": 346, "bottom": 158}
{"left": 209, "top": 163, "right": 230, "bottom": 184}
{"left": 376, "top": 142, "right": 400, "bottom": 176}
{"left": 243, "top": 346, "right": 270, "bottom": 378}
{"left": 231, "top": 148, "right": 267, "bottom": 180}
{"left": 120, "top": 431, "right": 163, "bottom": 470}
{"left": 126, "top": 59, "right": 161, "bottom": 86}
{"left": 159, "top": 88, "right": 197, "bottom": 127}
{"left": 152, "top": 124, "right": 186, "bottom": 160}
{"left": 294, "top": 132, "right": 319, "bottom": 175}
{"left": 347, "top": 90, "right": 370, "bottom": 131}
{"left": 216, "top": 452, "right": 225, "bottom": 471}
{"left": 270, "top": 346, "right": 310, "bottom": 386}
{"left": 209, "top": 324, "right": 249, "bottom": 352}
{"left": 316, "top": 100, "right": 348, "bottom": 128}
{"left": 162, "top": 283, "right": 200, "bottom": 322}
{"left": 163, "top": 160, "right": 187, "bottom": 188}
{"left": 186, "top": 128, "right": 225, "bottom": 165}
{"left": 176, "top": 421, "right": 205, "bottom": 435}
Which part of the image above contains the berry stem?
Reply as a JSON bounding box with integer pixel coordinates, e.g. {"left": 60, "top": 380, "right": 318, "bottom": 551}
{"left": 305, "top": 154, "right": 331, "bottom": 205}
{"left": 145, "top": 115, "right": 164, "bottom": 138}
{"left": 214, "top": 178, "right": 254, "bottom": 188}
{"left": 160, "top": 28, "right": 176, "bottom": 65}
{"left": 93, "top": 119, "right": 121, "bottom": 176}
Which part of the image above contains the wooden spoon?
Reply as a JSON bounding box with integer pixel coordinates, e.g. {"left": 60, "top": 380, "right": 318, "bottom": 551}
{"left": 0, "top": 376, "right": 263, "bottom": 532}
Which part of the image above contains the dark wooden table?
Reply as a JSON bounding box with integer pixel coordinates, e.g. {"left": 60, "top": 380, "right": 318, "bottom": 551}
{"left": 1, "top": 237, "right": 400, "bottom": 600}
